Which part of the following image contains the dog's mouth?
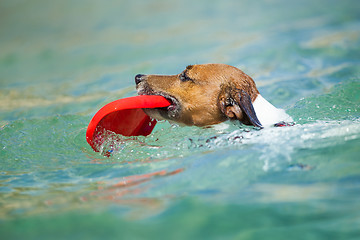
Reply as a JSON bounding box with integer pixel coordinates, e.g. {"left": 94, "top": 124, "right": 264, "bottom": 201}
{"left": 137, "top": 86, "right": 181, "bottom": 120}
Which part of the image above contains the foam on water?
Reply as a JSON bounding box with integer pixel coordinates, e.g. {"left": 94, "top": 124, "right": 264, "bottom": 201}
{"left": 1, "top": 0, "right": 360, "bottom": 238}
{"left": 95, "top": 79, "right": 359, "bottom": 175}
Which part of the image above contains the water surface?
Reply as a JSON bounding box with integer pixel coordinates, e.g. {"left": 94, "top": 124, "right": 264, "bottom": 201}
{"left": 1, "top": 0, "right": 360, "bottom": 239}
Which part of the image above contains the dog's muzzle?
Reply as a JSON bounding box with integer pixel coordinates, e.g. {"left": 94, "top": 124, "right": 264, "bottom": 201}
{"left": 135, "top": 74, "right": 145, "bottom": 85}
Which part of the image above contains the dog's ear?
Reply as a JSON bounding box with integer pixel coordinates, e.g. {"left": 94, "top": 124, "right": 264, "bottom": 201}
{"left": 219, "top": 86, "right": 262, "bottom": 128}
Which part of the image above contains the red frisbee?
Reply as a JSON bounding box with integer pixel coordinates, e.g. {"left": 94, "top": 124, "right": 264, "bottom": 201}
{"left": 86, "top": 95, "right": 171, "bottom": 152}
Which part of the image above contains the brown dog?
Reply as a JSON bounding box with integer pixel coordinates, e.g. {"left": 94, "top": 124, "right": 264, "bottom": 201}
{"left": 135, "top": 64, "right": 292, "bottom": 128}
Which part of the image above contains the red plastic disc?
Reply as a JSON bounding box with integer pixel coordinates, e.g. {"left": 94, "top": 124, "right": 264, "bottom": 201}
{"left": 86, "top": 95, "right": 170, "bottom": 152}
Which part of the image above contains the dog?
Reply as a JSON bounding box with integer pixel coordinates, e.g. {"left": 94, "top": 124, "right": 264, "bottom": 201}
{"left": 135, "top": 64, "right": 293, "bottom": 128}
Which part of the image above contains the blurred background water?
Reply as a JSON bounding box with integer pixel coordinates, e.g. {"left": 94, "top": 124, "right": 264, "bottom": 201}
{"left": 0, "top": 0, "right": 360, "bottom": 239}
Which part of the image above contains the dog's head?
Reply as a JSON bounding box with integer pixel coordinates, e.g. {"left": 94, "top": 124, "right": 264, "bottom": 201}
{"left": 135, "top": 63, "right": 262, "bottom": 127}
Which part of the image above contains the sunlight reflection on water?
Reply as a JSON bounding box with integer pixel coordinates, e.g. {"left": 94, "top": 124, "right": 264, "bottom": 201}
{"left": 0, "top": 0, "right": 360, "bottom": 239}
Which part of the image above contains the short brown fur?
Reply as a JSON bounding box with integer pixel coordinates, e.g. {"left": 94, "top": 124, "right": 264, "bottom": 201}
{"left": 136, "top": 64, "right": 260, "bottom": 127}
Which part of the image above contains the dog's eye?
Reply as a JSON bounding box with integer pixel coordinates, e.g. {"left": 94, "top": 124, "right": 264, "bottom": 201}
{"left": 179, "top": 72, "right": 193, "bottom": 82}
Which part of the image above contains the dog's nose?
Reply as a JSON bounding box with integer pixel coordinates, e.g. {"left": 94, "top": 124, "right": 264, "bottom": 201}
{"left": 135, "top": 74, "right": 145, "bottom": 85}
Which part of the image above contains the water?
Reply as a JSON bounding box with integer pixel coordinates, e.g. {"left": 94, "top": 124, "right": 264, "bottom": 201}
{"left": 1, "top": 0, "right": 360, "bottom": 239}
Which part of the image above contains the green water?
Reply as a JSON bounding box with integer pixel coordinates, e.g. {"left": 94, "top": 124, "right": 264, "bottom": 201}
{"left": 1, "top": 0, "right": 360, "bottom": 239}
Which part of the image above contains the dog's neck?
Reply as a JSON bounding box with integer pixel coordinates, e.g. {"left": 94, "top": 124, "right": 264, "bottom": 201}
{"left": 253, "top": 94, "right": 293, "bottom": 126}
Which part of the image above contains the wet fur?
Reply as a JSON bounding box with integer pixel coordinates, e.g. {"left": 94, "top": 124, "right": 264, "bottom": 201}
{"left": 135, "top": 64, "right": 263, "bottom": 127}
